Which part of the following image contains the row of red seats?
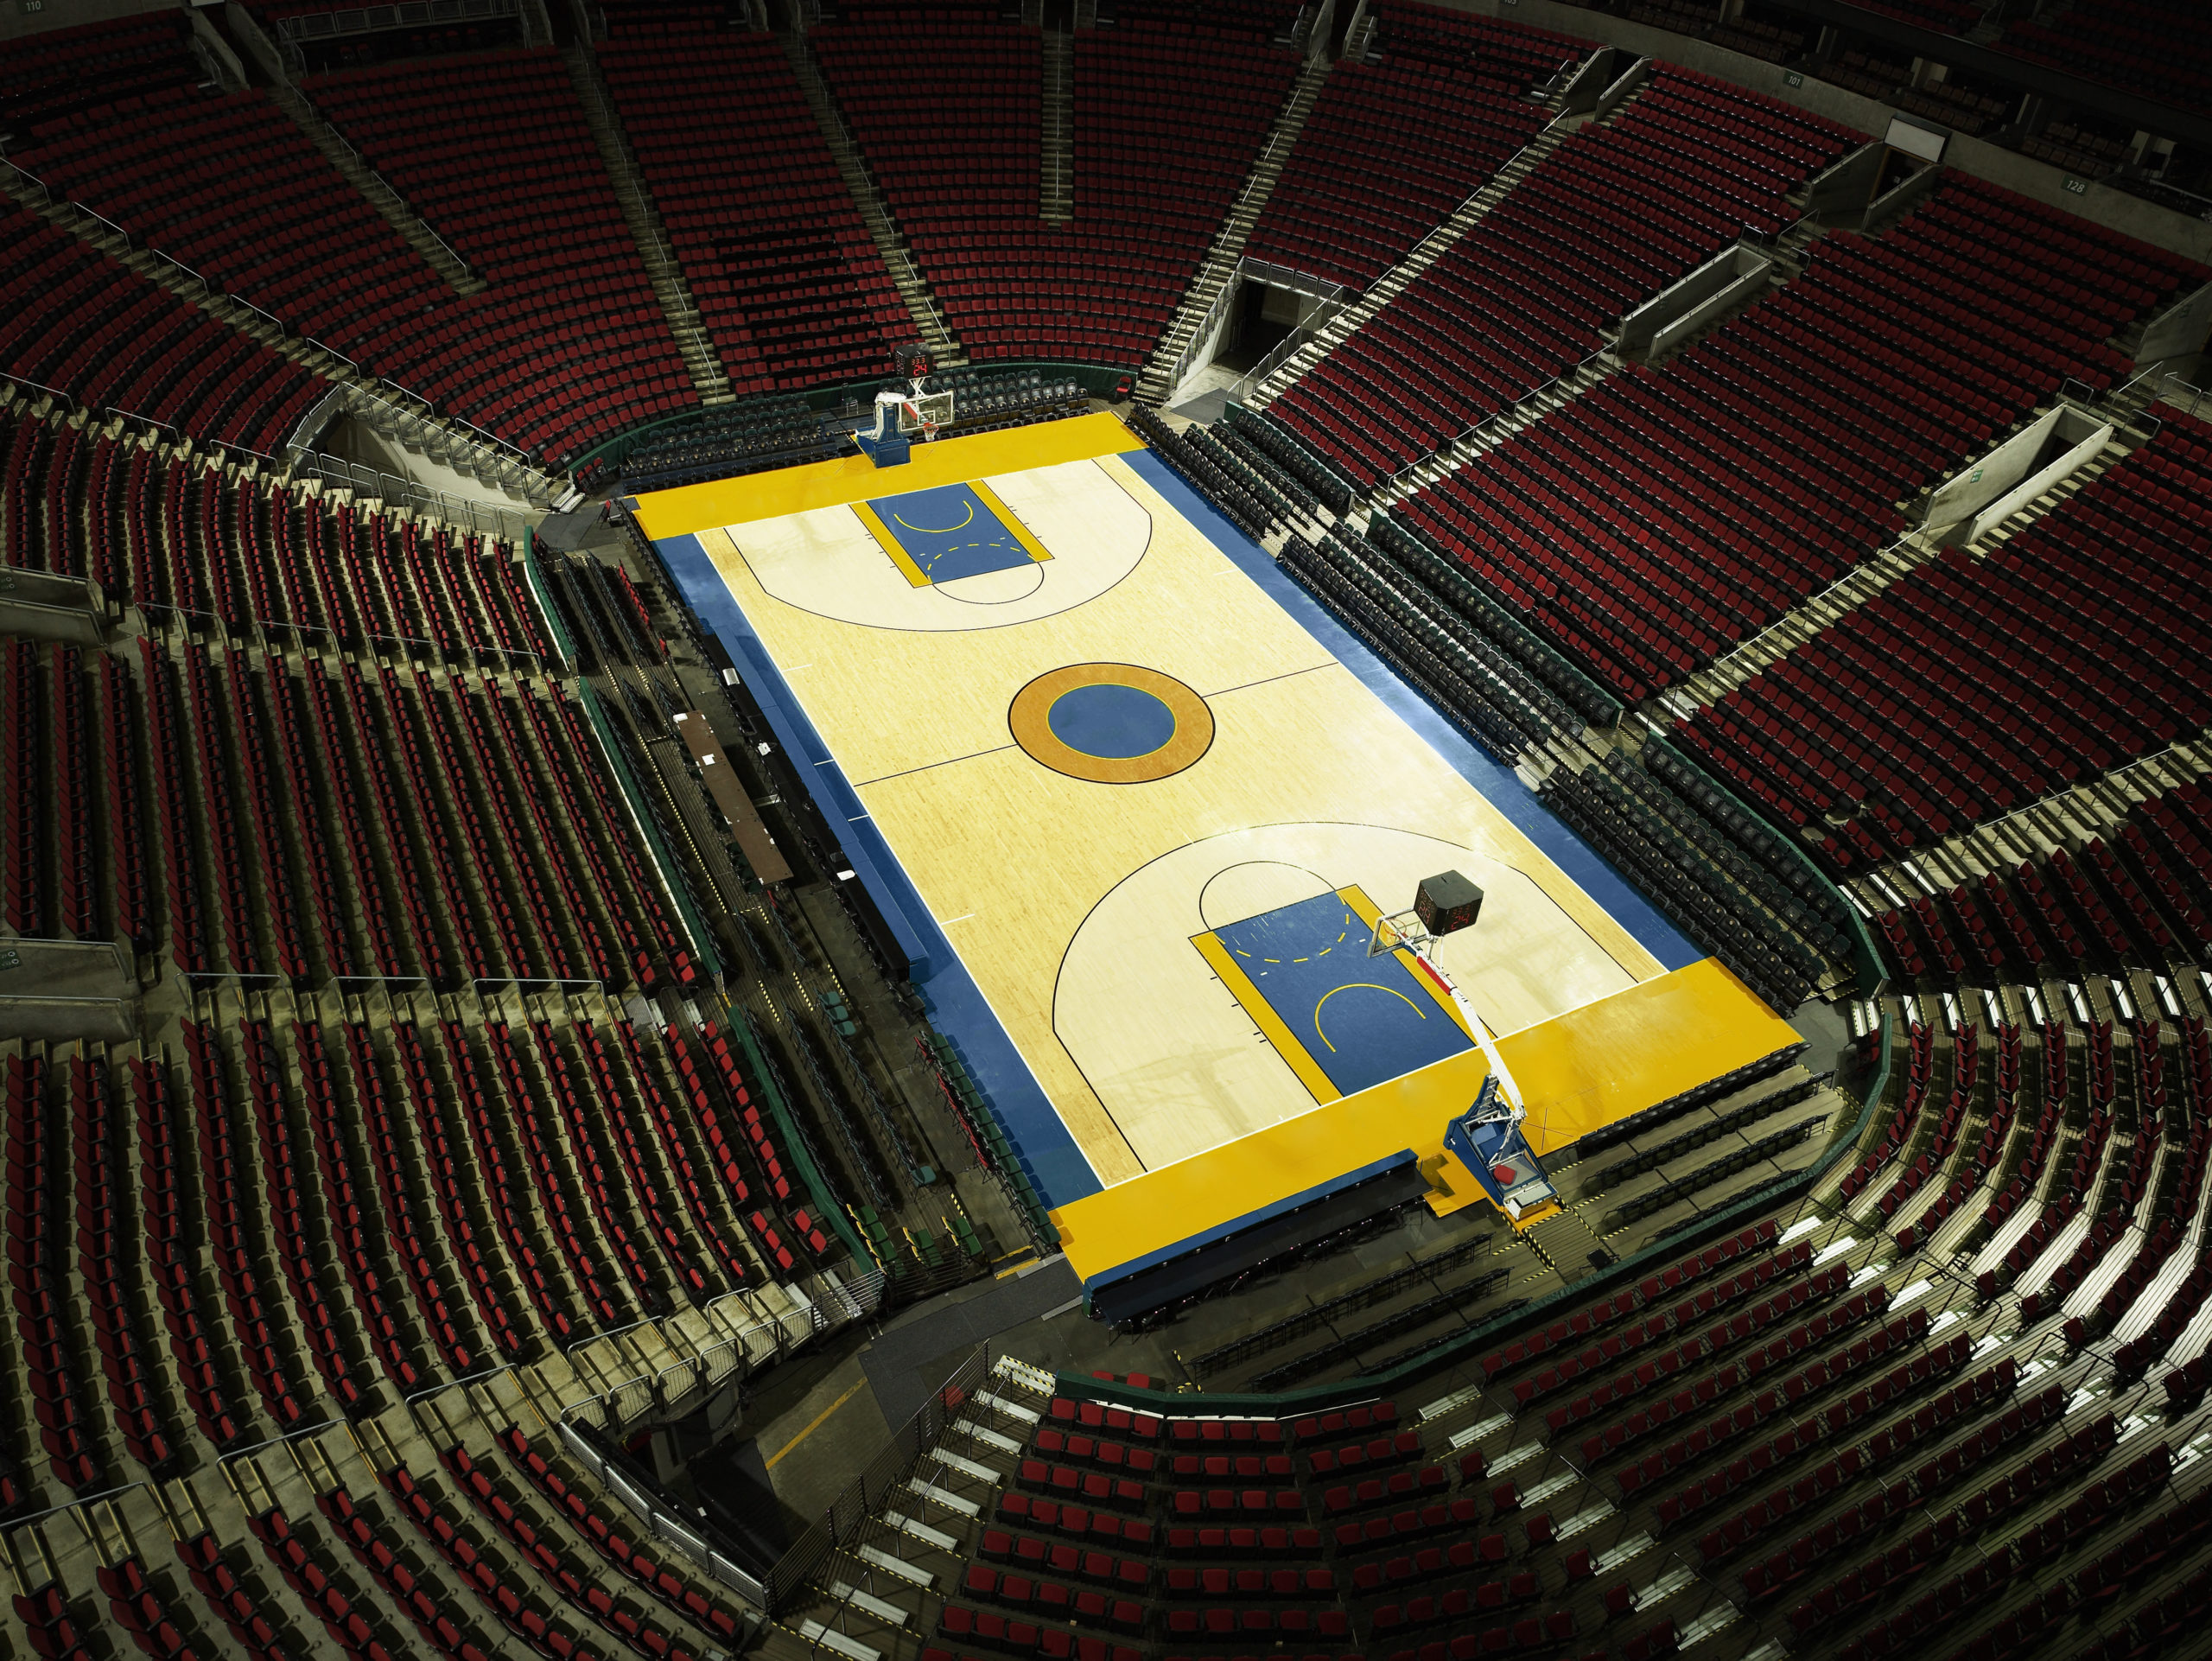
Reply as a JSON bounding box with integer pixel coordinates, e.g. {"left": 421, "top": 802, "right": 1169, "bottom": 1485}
{"left": 178, "top": 642, "right": 263, "bottom": 972}
{"left": 134, "top": 642, "right": 211, "bottom": 971}
{"left": 1785, "top": 1422, "right": 2144, "bottom": 1655}
{"left": 411, "top": 674, "right": 545, "bottom": 975}
{"left": 1614, "top": 1307, "right": 1947, "bottom": 1505}
{"left": 221, "top": 651, "right": 313, "bottom": 980}
{"left": 1395, "top": 206, "right": 2101, "bottom": 703}
{"left": 608, "top": 1018, "right": 754, "bottom": 1285}
{"left": 353, "top": 1469, "right": 607, "bottom": 1661}
{"left": 569, "top": 1018, "right": 712, "bottom": 1299}
{"left": 324, "top": 657, "right": 450, "bottom": 983}
{"left": 1694, "top": 1326, "right": 1973, "bottom": 1586}
{"left": 1274, "top": 68, "right": 1858, "bottom": 491}
{"left": 305, "top": 49, "right": 698, "bottom": 466}
{"left": 819, "top": 11, "right": 1296, "bottom": 366}
{"left": 529, "top": 1017, "right": 667, "bottom": 1309}
{"left": 372, "top": 665, "right": 499, "bottom": 979}
{"left": 482, "top": 1019, "right": 628, "bottom": 1327}
{"left": 1871, "top": 1034, "right": 1978, "bottom": 1218}
{"left": 337, "top": 1020, "right": 481, "bottom": 1373}
{"left": 297, "top": 1022, "right": 432, "bottom": 1391}
{"left": 67, "top": 1052, "right": 179, "bottom": 1473}
{"left": 1523, "top": 1240, "right": 1825, "bottom": 1419}
{"left": 1680, "top": 410, "right": 2212, "bottom": 865}
{"left": 179, "top": 1021, "right": 314, "bottom": 1430}
{"left": 0, "top": 640, "right": 38, "bottom": 936}
{"left": 496, "top": 1423, "right": 741, "bottom": 1641}
{"left": 17, "top": 83, "right": 450, "bottom": 366}
{"left": 0, "top": 10, "right": 201, "bottom": 137}
{"left": 0, "top": 205, "right": 324, "bottom": 453}
{"left": 388, "top": 1020, "right": 531, "bottom": 1359}
{"left": 6, "top": 1053, "right": 105, "bottom": 1491}
{"left": 1245, "top": 42, "right": 1552, "bottom": 290}
{"left": 175, "top": 1530, "right": 289, "bottom": 1661}
{"left": 442, "top": 1441, "right": 728, "bottom": 1660}
{"left": 236, "top": 1018, "right": 372, "bottom": 1412}
{"left": 679, "top": 1017, "right": 829, "bottom": 1268}
{"left": 437, "top": 1018, "right": 583, "bottom": 1343}
{"left": 1996, "top": 0, "right": 2212, "bottom": 114}
{"left": 129, "top": 1053, "right": 247, "bottom": 1450}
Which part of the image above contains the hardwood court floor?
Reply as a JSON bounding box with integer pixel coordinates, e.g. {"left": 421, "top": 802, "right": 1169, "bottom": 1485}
{"left": 637, "top": 415, "right": 1796, "bottom": 1277}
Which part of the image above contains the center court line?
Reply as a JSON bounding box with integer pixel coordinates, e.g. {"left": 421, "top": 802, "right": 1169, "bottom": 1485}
{"left": 763, "top": 1378, "right": 870, "bottom": 1469}
{"left": 852, "top": 743, "right": 1018, "bottom": 789}
{"left": 1199, "top": 662, "right": 1337, "bottom": 699}
{"left": 938, "top": 913, "right": 976, "bottom": 926}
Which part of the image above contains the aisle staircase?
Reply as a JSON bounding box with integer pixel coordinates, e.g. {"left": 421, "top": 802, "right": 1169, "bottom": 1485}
{"left": 1660, "top": 410, "right": 2153, "bottom": 722}
{"left": 1041, "top": 30, "right": 1074, "bottom": 225}
{"left": 271, "top": 82, "right": 485, "bottom": 296}
{"left": 1246, "top": 114, "right": 1580, "bottom": 411}
{"left": 0, "top": 171, "right": 554, "bottom": 501}
{"left": 782, "top": 30, "right": 965, "bottom": 367}
{"left": 1135, "top": 53, "right": 1334, "bottom": 405}
{"left": 563, "top": 44, "right": 734, "bottom": 406}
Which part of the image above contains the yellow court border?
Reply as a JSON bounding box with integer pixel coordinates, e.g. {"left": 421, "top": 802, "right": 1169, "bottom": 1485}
{"left": 970, "top": 480, "right": 1055, "bottom": 565}
{"left": 1050, "top": 958, "right": 1802, "bottom": 1285}
{"left": 631, "top": 410, "right": 1145, "bottom": 538}
{"left": 1192, "top": 930, "right": 1343, "bottom": 1105}
{"left": 1194, "top": 884, "right": 1477, "bottom": 1105}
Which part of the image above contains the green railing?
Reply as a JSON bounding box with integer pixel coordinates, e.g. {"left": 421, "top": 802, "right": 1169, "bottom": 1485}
{"left": 1642, "top": 734, "right": 1886, "bottom": 997}
{"left": 573, "top": 679, "right": 721, "bottom": 980}
{"left": 723, "top": 1001, "right": 876, "bottom": 1272}
{"left": 519, "top": 525, "right": 578, "bottom": 672}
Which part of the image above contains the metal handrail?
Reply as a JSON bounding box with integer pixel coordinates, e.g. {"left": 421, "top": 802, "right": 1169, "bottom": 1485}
{"left": 5, "top": 154, "right": 547, "bottom": 485}
{"left": 286, "top": 85, "right": 477, "bottom": 281}
{"left": 2160, "top": 370, "right": 2209, "bottom": 421}
{"left": 1246, "top": 112, "right": 1573, "bottom": 406}
{"left": 1154, "top": 54, "right": 1331, "bottom": 387}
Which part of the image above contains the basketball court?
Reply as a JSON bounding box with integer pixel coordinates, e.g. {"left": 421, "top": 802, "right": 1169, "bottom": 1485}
{"left": 632, "top": 413, "right": 1798, "bottom": 1297}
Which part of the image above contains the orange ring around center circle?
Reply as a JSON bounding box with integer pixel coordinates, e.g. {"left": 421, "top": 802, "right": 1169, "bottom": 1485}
{"left": 1007, "top": 664, "right": 1215, "bottom": 785}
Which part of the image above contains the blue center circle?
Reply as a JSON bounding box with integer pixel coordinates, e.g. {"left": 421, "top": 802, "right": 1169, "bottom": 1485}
{"left": 1046, "top": 683, "right": 1178, "bottom": 760}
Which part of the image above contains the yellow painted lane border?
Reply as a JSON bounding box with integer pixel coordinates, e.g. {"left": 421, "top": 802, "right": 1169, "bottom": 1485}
{"left": 852, "top": 500, "right": 931, "bottom": 589}
{"left": 970, "top": 479, "right": 1054, "bottom": 566}
{"left": 1192, "top": 929, "right": 1342, "bottom": 1104}
{"left": 855, "top": 480, "right": 1056, "bottom": 590}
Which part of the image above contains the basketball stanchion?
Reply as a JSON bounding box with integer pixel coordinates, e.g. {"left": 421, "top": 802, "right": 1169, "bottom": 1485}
{"left": 1368, "top": 870, "right": 1559, "bottom": 1222}
{"left": 853, "top": 343, "right": 954, "bottom": 468}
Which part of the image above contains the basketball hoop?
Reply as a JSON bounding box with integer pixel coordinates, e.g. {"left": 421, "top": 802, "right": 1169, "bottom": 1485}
{"left": 1370, "top": 872, "right": 1558, "bottom": 1219}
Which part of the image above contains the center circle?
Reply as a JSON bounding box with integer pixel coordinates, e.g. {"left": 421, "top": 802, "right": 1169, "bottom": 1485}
{"left": 1046, "top": 683, "right": 1178, "bottom": 760}
{"left": 1007, "top": 663, "right": 1215, "bottom": 785}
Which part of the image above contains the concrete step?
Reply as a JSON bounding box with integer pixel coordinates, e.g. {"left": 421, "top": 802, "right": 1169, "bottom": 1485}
{"left": 782, "top": 32, "right": 963, "bottom": 363}
{"left": 271, "top": 81, "right": 485, "bottom": 297}
{"left": 563, "top": 45, "right": 733, "bottom": 404}
{"left": 1137, "top": 54, "right": 1334, "bottom": 402}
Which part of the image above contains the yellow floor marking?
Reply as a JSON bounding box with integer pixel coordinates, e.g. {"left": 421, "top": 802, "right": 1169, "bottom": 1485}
{"left": 969, "top": 478, "right": 1055, "bottom": 564}
{"left": 764, "top": 1378, "right": 871, "bottom": 1469}
{"left": 853, "top": 500, "right": 931, "bottom": 588}
{"left": 632, "top": 411, "right": 1143, "bottom": 538}
{"left": 1050, "top": 958, "right": 1797, "bottom": 1282}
